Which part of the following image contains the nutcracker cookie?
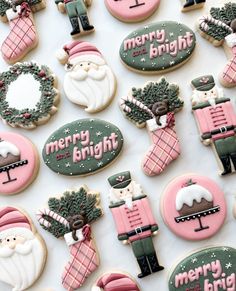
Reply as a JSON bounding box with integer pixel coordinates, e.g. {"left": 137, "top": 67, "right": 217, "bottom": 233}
{"left": 54, "top": 0, "right": 94, "bottom": 37}
{"left": 190, "top": 75, "right": 236, "bottom": 175}
{"left": 104, "top": 0, "right": 160, "bottom": 23}
{"left": 37, "top": 186, "right": 103, "bottom": 291}
{"left": 120, "top": 78, "right": 183, "bottom": 176}
{"left": 161, "top": 174, "right": 227, "bottom": 241}
{"left": 181, "top": 0, "right": 205, "bottom": 12}
{"left": 108, "top": 171, "right": 164, "bottom": 278}
{"left": 0, "top": 0, "right": 46, "bottom": 64}
{"left": 56, "top": 41, "right": 116, "bottom": 113}
{"left": 198, "top": 2, "right": 236, "bottom": 87}
{"left": 0, "top": 206, "right": 47, "bottom": 291}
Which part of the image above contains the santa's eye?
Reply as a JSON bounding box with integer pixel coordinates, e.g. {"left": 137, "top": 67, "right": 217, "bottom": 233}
{"left": 7, "top": 239, "right": 9, "bottom": 242}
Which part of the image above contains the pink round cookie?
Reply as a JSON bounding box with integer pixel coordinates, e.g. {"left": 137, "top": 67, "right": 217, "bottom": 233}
{"left": 0, "top": 132, "right": 39, "bottom": 195}
{"left": 104, "top": 0, "right": 160, "bottom": 23}
{"left": 161, "top": 174, "right": 226, "bottom": 241}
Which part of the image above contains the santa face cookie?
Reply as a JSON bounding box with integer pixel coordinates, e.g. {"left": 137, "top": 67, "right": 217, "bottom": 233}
{"left": 0, "top": 206, "right": 47, "bottom": 291}
{"left": 161, "top": 174, "right": 227, "bottom": 241}
{"left": 0, "top": 62, "right": 59, "bottom": 129}
{"left": 37, "top": 186, "right": 103, "bottom": 291}
{"left": 0, "top": 132, "right": 39, "bottom": 195}
{"left": 104, "top": 0, "right": 160, "bottom": 23}
{"left": 169, "top": 246, "right": 236, "bottom": 291}
{"left": 181, "top": 0, "right": 205, "bottom": 12}
{"left": 56, "top": 41, "right": 116, "bottom": 113}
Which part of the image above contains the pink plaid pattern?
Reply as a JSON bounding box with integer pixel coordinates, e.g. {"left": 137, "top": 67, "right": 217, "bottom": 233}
{"left": 62, "top": 238, "right": 99, "bottom": 291}
{"left": 142, "top": 126, "right": 180, "bottom": 176}
{"left": 222, "top": 46, "right": 236, "bottom": 86}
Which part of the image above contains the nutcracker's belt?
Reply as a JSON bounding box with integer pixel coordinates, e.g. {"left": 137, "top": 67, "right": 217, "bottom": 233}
{"left": 127, "top": 225, "right": 151, "bottom": 237}
{"left": 202, "top": 125, "right": 235, "bottom": 139}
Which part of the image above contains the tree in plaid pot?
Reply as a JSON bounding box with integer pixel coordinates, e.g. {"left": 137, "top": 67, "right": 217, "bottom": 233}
{"left": 198, "top": 2, "right": 236, "bottom": 87}
{"left": 119, "top": 77, "right": 183, "bottom": 176}
{"left": 36, "top": 186, "right": 103, "bottom": 291}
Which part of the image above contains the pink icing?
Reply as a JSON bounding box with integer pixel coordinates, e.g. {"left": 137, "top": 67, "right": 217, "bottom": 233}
{"left": 0, "top": 207, "right": 31, "bottom": 231}
{"left": 161, "top": 174, "right": 227, "bottom": 241}
{"left": 96, "top": 273, "right": 140, "bottom": 290}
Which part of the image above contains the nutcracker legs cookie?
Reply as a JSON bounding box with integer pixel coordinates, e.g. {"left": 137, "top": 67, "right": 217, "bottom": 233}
{"left": 0, "top": 206, "right": 47, "bottom": 291}
{"left": 108, "top": 171, "right": 164, "bottom": 278}
{"left": 181, "top": 0, "right": 205, "bottom": 12}
{"left": 37, "top": 186, "right": 103, "bottom": 291}
{"left": 190, "top": 75, "right": 236, "bottom": 175}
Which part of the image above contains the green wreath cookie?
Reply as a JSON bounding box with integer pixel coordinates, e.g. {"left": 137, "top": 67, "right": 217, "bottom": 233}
{"left": 0, "top": 62, "right": 59, "bottom": 129}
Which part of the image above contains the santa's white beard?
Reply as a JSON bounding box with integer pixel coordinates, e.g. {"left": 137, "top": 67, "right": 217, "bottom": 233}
{"left": 64, "top": 65, "right": 116, "bottom": 113}
{"left": 0, "top": 238, "right": 45, "bottom": 291}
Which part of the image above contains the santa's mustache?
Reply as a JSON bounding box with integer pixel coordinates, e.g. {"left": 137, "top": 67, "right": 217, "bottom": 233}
{"left": 0, "top": 240, "right": 33, "bottom": 258}
{"left": 68, "top": 67, "right": 107, "bottom": 81}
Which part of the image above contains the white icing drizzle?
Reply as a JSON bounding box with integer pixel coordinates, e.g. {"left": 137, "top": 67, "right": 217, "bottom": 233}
{"left": 0, "top": 140, "right": 20, "bottom": 158}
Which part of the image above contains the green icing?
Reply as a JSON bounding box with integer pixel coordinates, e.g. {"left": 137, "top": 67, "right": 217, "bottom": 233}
{"left": 0, "top": 0, "right": 42, "bottom": 17}
{"left": 42, "top": 118, "right": 124, "bottom": 176}
{"left": 169, "top": 246, "right": 236, "bottom": 291}
{"left": 119, "top": 21, "right": 196, "bottom": 73}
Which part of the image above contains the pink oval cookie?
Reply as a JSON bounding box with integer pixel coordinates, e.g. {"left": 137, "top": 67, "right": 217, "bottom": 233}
{"left": 104, "top": 0, "right": 160, "bottom": 23}
{"left": 161, "top": 174, "right": 226, "bottom": 241}
{"left": 0, "top": 132, "right": 39, "bottom": 195}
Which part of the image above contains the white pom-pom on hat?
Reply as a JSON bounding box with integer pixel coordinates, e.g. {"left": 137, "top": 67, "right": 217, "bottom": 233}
{"left": 55, "top": 49, "right": 69, "bottom": 65}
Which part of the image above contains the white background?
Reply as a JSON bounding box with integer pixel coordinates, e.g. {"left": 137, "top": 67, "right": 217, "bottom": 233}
{"left": 0, "top": 0, "right": 236, "bottom": 290}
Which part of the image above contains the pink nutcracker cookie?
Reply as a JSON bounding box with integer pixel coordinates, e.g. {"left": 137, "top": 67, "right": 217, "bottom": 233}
{"left": 161, "top": 174, "right": 227, "bottom": 241}
{"left": 104, "top": 0, "right": 160, "bottom": 23}
{"left": 0, "top": 132, "right": 39, "bottom": 195}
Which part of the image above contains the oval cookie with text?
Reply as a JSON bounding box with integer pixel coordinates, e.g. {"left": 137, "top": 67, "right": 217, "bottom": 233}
{"left": 42, "top": 119, "right": 124, "bottom": 176}
{"left": 120, "top": 21, "right": 196, "bottom": 73}
{"left": 169, "top": 246, "right": 236, "bottom": 291}
{"left": 104, "top": 0, "right": 160, "bottom": 23}
{"left": 161, "top": 174, "right": 226, "bottom": 241}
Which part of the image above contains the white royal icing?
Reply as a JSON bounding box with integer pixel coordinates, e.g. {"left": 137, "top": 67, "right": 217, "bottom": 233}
{"left": 225, "top": 33, "right": 236, "bottom": 48}
{"left": 6, "top": 5, "right": 21, "bottom": 22}
{"left": 147, "top": 116, "right": 167, "bottom": 132}
{"left": 64, "top": 229, "right": 84, "bottom": 246}
{"left": 0, "top": 140, "right": 20, "bottom": 158}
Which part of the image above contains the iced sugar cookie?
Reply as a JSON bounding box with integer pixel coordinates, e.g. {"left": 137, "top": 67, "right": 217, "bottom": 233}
{"left": 161, "top": 174, "right": 227, "bottom": 241}
{"left": 0, "top": 62, "right": 59, "bottom": 129}
{"left": 56, "top": 41, "right": 116, "bottom": 113}
{"left": 181, "top": 0, "right": 205, "bottom": 12}
{"left": 0, "top": 132, "right": 39, "bottom": 195}
{"left": 119, "top": 21, "right": 196, "bottom": 74}
{"left": 104, "top": 0, "right": 160, "bottom": 23}
{"left": 37, "top": 186, "right": 103, "bottom": 291}
{"left": 169, "top": 246, "right": 236, "bottom": 291}
{"left": 120, "top": 78, "right": 183, "bottom": 176}
{"left": 0, "top": 206, "right": 47, "bottom": 291}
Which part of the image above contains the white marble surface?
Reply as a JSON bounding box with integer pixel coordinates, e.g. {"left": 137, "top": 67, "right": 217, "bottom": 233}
{"left": 0, "top": 0, "right": 236, "bottom": 290}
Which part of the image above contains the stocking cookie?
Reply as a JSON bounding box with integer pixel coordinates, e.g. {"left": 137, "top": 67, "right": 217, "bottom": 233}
{"left": 198, "top": 2, "right": 236, "bottom": 87}
{"left": 0, "top": 206, "right": 47, "bottom": 291}
{"left": 0, "top": 0, "right": 46, "bottom": 64}
{"left": 37, "top": 186, "right": 103, "bottom": 291}
{"left": 190, "top": 75, "right": 236, "bottom": 175}
{"left": 108, "top": 171, "right": 164, "bottom": 278}
{"left": 104, "top": 0, "right": 160, "bottom": 23}
{"left": 181, "top": 0, "right": 205, "bottom": 12}
{"left": 120, "top": 78, "right": 183, "bottom": 176}
{"left": 161, "top": 174, "right": 227, "bottom": 241}
{"left": 56, "top": 41, "right": 116, "bottom": 113}
{"left": 0, "top": 62, "right": 59, "bottom": 129}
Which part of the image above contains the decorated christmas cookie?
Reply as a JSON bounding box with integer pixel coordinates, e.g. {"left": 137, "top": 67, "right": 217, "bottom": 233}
{"left": 0, "top": 0, "right": 46, "bottom": 64}
{"left": 161, "top": 174, "right": 227, "bottom": 241}
{"left": 42, "top": 118, "right": 124, "bottom": 176}
{"left": 0, "top": 62, "right": 59, "bottom": 129}
{"left": 0, "top": 206, "right": 47, "bottom": 291}
{"left": 104, "top": 0, "right": 160, "bottom": 23}
{"left": 0, "top": 132, "right": 39, "bottom": 195}
{"left": 119, "top": 21, "right": 196, "bottom": 74}
{"left": 190, "top": 75, "right": 236, "bottom": 176}
{"left": 37, "top": 186, "right": 102, "bottom": 291}
{"left": 56, "top": 41, "right": 116, "bottom": 113}
{"left": 198, "top": 2, "right": 236, "bottom": 87}
{"left": 108, "top": 171, "right": 164, "bottom": 278}
{"left": 181, "top": 0, "right": 205, "bottom": 12}
{"left": 120, "top": 78, "right": 183, "bottom": 176}
{"left": 169, "top": 246, "right": 236, "bottom": 291}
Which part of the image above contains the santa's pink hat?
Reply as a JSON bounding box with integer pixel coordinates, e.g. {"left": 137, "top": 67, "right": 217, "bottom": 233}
{"left": 0, "top": 207, "right": 31, "bottom": 232}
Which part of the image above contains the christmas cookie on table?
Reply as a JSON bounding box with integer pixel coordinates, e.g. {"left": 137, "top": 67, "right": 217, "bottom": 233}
{"left": 0, "top": 206, "right": 47, "bottom": 291}
{"left": 181, "top": 0, "right": 205, "bottom": 12}
{"left": 104, "top": 0, "right": 160, "bottom": 23}
{"left": 37, "top": 186, "right": 102, "bottom": 291}
{"left": 169, "top": 246, "right": 236, "bottom": 291}
{"left": 120, "top": 77, "right": 183, "bottom": 176}
{"left": 42, "top": 118, "right": 124, "bottom": 176}
{"left": 0, "top": 0, "right": 46, "bottom": 64}
{"left": 161, "top": 174, "right": 226, "bottom": 241}
{"left": 198, "top": 2, "right": 236, "bottom": 87}
{"left": 56, "top": 41, "right": 116, "bottom": 113}
{"left": 119, "top": 21, "right": 196, "bottom": 74}
{"left": 0, "top": 132, "right": 39, "bottom": 195}
{"left": 0, "top": 62, "right": 59, "bottom": 129}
